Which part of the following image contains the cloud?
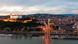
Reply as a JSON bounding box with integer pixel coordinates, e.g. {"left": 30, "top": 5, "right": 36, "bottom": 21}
{"left": 0, "top": 0, "right": 78, "bottom": 6}
{"left": 0, "top": 0, "right": 78, "bottom": 15}
{"left": 0, "top": 5, "right": 78, "bottom": 15}
{"left": 0, "top": 0, "right": 49, "bottom": 6}
{"left": 21, "top": 6, "right": 72, "bottom": 14}
{"left": 71, "top": 10, "right": 78, "bottom": 14}
{"left": 0, "top": 6, "right": 69, "bottom": 15}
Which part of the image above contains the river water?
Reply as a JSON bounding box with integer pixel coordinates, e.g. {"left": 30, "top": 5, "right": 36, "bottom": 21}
{"left": 0, "top": 34, "right": 78, "bottom": 44}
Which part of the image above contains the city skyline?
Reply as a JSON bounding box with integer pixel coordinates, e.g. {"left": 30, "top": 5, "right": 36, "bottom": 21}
{"left": 0, "top": 0, "right": 78, "bottom": 15}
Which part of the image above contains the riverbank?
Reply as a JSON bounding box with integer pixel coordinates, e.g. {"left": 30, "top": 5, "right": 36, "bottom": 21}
{"left": 0, "top": 32, "right": 78, "bottom": 40}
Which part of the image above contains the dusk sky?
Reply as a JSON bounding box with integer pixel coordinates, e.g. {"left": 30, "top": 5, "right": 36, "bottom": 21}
{"left": 0, "top": 0, "right": 78, "bottom": 15}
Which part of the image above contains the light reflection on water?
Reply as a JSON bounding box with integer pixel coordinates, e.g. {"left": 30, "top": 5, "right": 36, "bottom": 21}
{"left": 0, "top": 34, "right": 36, "bottom": 40}
{"left": 0, "top": 34, "right": 43, "bottom": 44}
{"left": 0, "top": 34, "right": 78, "bottom": 44}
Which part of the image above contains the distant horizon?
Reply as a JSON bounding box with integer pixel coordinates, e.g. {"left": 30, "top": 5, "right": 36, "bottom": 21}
{"left": 0, "top": 13, "right": 78, "bottom": 16}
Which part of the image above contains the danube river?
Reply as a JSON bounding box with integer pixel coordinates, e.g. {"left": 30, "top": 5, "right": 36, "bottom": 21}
{"left": 0, "top": 34, "right": 78, "bottom": 44}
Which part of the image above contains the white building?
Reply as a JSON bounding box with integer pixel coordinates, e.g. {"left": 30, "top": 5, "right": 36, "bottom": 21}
{"left": 10, "top": 15, "right": 22, "bottom": 19}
